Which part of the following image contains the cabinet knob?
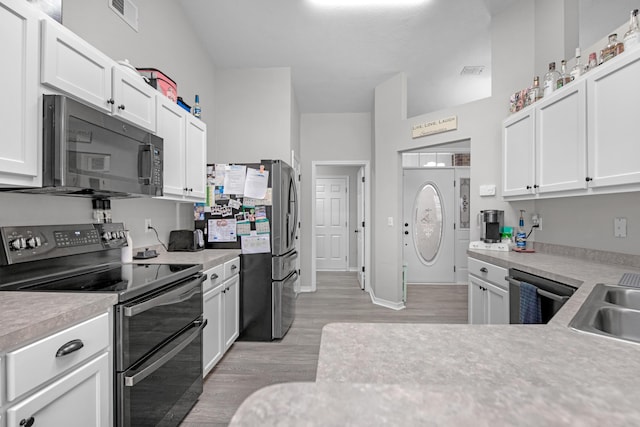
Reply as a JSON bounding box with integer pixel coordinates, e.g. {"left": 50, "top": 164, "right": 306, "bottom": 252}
{"left": 533, "top": 184, "right": 539, "bottom": 189}
{"left": 585, "top": 177, "right": 593, "bottom": 182}
{"left": 118, "top": 104, "right": 126, "bottom": 110}
{"left": 479, "top": 267, "right": 488, "bottom": 273}
{"left": 526, "top": 185, "right": 532, "bottom": 190}
{"left": 404, "top": 231, "right": 409, "bottom": 235}
{"left": 107, "top": 98, "right": 115, "bottom": 105}
{"left": 20, "top": 417, "right": 35, "bottom": 427}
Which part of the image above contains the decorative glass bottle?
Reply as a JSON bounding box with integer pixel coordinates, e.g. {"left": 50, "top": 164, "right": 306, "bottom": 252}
{"left": 527, "top": 76, "right": 542, "bottom": 105}
{"left": 602, "top": 34, "right": 623, "bottom": 63}
{"left": 570, "top": 48, "right": 585, "bottom": 80}
{"left": 624, "top": 9, "right": 640, "bottom": 51}
{"left": 542, "top": 62, "right": 561, "bottom": 97}
{"left": 556, "top": 60, "right": 571, "bottom": 88}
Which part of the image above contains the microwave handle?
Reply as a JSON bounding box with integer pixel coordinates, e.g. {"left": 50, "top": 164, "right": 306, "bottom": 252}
{"left": 138, "top": 144, "right": 153, "bottom": 185}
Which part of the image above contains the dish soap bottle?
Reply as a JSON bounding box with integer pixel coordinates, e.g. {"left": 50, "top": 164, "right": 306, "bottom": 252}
{"left": 516, "top": 210, "right": 527, "bottom": 250}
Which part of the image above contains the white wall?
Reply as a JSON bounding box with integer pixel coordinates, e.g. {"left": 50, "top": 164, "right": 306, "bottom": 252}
{"left": 299, "top": 113, "right": 372, "bottom": 289}
{"left": 0, "top": 0, "right": 213, "bottom": 248}
{"left": 212, "top": 68, "right": 295, "bottom": 164}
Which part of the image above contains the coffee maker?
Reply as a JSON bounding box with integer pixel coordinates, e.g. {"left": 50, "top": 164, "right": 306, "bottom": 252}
{"left": 481, "top": 210, "right": 504, "bottom": 243}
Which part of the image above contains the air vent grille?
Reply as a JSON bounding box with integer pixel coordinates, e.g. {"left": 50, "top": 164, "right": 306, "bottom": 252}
{"left": 111, "top": 0, "right": 124, "bottom": 14}
{"left": 109, "top": 0, "right": 139, "bottom": 32}
{"left": 460, "top": 66, "right": 485, "bottom": 75}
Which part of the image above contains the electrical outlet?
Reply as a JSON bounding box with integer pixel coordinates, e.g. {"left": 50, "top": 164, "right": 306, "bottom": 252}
{"left": 144, "top": 218, "right": 152, "bottom": 233}
{"left": 531, "top": 214, "right": 542, "bottom": 231}
{"left": 614, "top": 217, "right": 627, "bottom": 238}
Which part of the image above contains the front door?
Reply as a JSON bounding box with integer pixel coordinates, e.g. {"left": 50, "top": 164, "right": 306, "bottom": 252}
{"left": 402, "top": 168, "right": 455, "bottom": 283}
{"left": 315, "top": 177, "right": 348, "bottom": 271}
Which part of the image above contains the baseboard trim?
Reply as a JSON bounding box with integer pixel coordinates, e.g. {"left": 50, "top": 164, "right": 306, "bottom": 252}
{"left": 299, "top": 285, "right": 313, "bottom": 293}
{"left": 369, "top": 290, "right": 405, "bottom": 311}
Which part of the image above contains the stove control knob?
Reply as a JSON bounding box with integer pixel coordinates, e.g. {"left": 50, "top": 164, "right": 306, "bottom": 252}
{"left": 10, "top": 238, "right": 26, "bottom": 250}
{"left": 26, "top": 237, "right": 41, "bottom": 249}
{"left": 102, "top": 232, "right": 112, "bottom": 241}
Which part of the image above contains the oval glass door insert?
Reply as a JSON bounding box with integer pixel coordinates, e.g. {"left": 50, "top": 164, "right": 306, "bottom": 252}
{"left": 413, "top": 182, "right": 444, "bottom": 264}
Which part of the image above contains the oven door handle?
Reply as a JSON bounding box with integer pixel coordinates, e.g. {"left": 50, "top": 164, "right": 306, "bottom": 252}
{"left": 124, "top": 274, "right": 205, "bottom": 317}
{"left": 124, "top": 319, "right": 207, "bottom": 387}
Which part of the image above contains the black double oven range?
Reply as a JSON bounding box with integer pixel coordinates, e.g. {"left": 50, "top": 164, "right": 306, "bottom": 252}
{"left": 0, "top": 222, "right": 206, "bottom": 426}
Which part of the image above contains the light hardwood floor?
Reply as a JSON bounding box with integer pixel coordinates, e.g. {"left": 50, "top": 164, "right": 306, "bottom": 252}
{"left": 180, "top": 271, "right": 467, "bottom": 426}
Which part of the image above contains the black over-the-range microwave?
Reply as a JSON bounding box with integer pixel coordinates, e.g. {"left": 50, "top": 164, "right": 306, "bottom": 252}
{"left": 9, "top": 95, "right": 163, "bottom": 198}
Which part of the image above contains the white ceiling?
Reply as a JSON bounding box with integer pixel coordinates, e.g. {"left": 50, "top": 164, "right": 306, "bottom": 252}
{"left": 177, "top": 0, "right": 519, "bottom": 117}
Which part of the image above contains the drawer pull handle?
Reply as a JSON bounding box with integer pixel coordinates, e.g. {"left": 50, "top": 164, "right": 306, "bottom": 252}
{"left": 231, "top": 264, "right": 238, "bottom": 270}
{"left": 479, "top": 267, "right": 488, "bottom": 273}
{"left": 211, "top": 273, "right": 219, "bottom": 280}
{"left": 20, "top": 417, "right": 35, "bottom": 427}
{"left": 55, "top": 339, "right": 84, "bottom": 357}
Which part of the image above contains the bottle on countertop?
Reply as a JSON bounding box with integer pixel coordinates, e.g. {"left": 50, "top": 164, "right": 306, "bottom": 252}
{"left": 543, "top": 62, "right": 561, "bottom": 97}
{"left": 570, "top": 48, "right": 585, "bottom": 80}
{"left": 193, "top": 94, "right": 201, "bottom": 119}
{"left": 527, "top": 76, "right": 542, "bottom": 105}
{"left": 556, "top": 59, "right": 572, "bottom": 88}
{"left": 624, "top": 9, "right": 640, "bottom": 51}
{"left": 516, "top": 210, "right": 527, "bottom": 250}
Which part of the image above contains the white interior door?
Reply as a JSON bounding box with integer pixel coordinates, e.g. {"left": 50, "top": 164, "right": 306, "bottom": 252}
{"left": 403, "top": 168, "right": 455, "bottom": 284}
{"left": 315, "top": 177, "right": 348, "bottom": 271}
{"left": 356, "top": 167, "right": 365, "bottom": 289}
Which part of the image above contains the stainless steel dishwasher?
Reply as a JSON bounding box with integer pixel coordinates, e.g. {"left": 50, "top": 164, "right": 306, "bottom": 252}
{"left": 506, "top": 268, "right": 577, "bottom": 324}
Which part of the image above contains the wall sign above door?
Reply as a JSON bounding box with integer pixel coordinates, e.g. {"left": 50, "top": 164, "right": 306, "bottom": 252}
{"left": 411, "top": 116, "right": 457, "bottom": 139}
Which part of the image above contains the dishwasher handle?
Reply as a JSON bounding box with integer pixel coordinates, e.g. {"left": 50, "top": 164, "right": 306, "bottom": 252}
{"left": 505, "top": 276, "right": 571, "bottom": 302}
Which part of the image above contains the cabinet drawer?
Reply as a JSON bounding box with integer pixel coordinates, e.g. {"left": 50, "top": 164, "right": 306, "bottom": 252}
{"left": 224, "top": 257, "right": 240, "bottom": 279}
{"left": 203, "top": 264, "right": 224, "bottom": 293}
{"left": 468, "top": 258, "right": 508, "bottom": 288}
{"left": 6, "top": 312, "right": 109, "bottom": 402}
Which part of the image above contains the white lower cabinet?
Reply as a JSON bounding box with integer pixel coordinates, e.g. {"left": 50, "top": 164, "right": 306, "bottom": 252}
{"left": 468, "top": 258, "right": 509, "bottom": 325}
{"left": 6, "top": 353, "right": 110, "bottom": 427}
{"left": 202, "top": 257, "right": 240, "bottom": 377}
{"left": 2, "top": 311, "right": 111, "bottom": 426}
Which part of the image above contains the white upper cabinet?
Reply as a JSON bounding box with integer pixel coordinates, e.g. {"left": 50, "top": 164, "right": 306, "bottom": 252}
{"left": 40, "top": 19, "right": 156, "bottom": 132}
{"left": 185, "top": 114, "right": 207, "bottom": 201}
{"left": 503, "top": 47, "right": 640, "bottom": 200}
{"left": 0, "top": 0, "right": 40, "bottom": 187}
{"left": 502, "top": 109, "right": 535, "bottom": 197}
{"left": 111, "top": 66, "right": 157, "bottom": 132}
{"left": 40, "top": 19, "right": 113, "bottom": 114}
{"left": 587, "top": 51, "right": 640, "bottom": 189}
{"left": 155, "top": 96, "right": 207, "bottom": 202}
{"left": 535, "top": 80, "right": 587, "bottom": 194}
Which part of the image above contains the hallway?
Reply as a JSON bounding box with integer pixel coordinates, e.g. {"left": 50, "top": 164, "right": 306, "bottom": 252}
{"left": 181, "top": 272, "right": 467, "bottom": 426}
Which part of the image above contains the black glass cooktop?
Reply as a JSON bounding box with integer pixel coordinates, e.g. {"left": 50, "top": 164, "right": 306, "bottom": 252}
{"left": 0, "top": 263, "right": 202, "bottom": 302}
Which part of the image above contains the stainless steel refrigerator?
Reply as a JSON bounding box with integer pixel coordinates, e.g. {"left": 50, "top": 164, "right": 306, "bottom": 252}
{"left": 198, "top": 160, "right": 298, "bottom": 340}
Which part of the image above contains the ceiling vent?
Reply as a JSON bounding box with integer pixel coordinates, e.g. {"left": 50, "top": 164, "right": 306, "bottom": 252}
{"left": 109, "top": 0, "right": 139, "bottom": 32}
{"left": 460, "top": 65, "right": 485, "bottom": 75}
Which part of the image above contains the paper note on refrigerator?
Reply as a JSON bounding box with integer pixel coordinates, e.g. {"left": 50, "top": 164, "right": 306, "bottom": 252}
{"left": 243, "top": 168, "right": 269, "bottom": 199}
{"left": 207, "top": 218, "right": 237, "bottom": 242}
{"left": 223, "top": 165, "right": 246, "bottom": 194}
{"left": 241, "top": 235, "right": 271, "bottom": 254}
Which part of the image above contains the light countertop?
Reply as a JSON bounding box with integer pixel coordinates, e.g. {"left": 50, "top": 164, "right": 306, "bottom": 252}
{"left": 0, "top": 249, "right": 239, "bottom": 353}
{"left": 230, "top": 248, "right": 640, "bottom": 426}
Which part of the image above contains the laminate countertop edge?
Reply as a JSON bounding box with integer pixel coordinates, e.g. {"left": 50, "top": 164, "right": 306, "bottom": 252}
{"left": 230, "top": 248, "right": 640, "bottom": 426}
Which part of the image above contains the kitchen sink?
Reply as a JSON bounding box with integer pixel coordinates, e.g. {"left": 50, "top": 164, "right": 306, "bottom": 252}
{"left": 604, "top": 288, "right": 640, "bottom": 310}
{"left": 570, "top": 284, "right": 640, "bottom": 345}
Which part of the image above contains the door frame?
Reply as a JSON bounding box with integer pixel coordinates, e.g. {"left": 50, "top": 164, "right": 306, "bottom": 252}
{"left": 315, "top": 175, "right": 350, "bottom": 272}
{"left": 311, "top": 160, "right": 371, "bottom": 293}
